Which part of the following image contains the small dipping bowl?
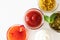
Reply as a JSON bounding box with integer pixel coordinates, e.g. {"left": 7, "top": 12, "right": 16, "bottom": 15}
{"left": 24, "top": 8, "right": 44, "bottom": 30}
{"left": 38, "top": 0, "right": 58, "bottom": 12}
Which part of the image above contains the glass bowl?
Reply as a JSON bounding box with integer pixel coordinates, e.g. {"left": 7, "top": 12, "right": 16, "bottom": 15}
{"left": 24, "top": 8, "right": 44, "bottom": 30}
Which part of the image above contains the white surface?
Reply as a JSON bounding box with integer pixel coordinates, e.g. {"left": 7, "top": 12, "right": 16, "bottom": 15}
{"left": 0, "top": 0, "right": 60, "bottom": 40}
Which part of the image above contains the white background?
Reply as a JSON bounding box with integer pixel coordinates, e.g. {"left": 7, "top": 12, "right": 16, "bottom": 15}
{"left": 0, "top": 0, "right": 60, "bottom": 40}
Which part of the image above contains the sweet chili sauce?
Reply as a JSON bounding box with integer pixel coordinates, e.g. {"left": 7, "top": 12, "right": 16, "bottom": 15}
{"left": 7, "top": 25, "right": 26, "bottom": 40}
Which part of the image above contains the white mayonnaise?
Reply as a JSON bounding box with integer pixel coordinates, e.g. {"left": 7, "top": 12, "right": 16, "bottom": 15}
{"left": 34, "top": 29, "right": 51, "bottom": 40}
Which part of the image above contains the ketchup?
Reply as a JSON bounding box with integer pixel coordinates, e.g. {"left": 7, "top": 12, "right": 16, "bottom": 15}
{"left": 25, "top": 8, "right": 43, "bottom": 29}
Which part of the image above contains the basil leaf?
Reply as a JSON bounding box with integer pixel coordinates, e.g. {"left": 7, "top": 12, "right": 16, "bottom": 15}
{"left": 44, "top": 15, "right": 50, "bottom": 23}
{"left": 44, "top": 13, "right": 56, "bottom": 23}
{"left": 50, "top": 13, "right": 56, "bottom": 23}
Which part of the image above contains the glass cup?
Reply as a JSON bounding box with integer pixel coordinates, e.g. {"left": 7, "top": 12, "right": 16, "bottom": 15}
{"left": 38, "top": 0, "right": 59, "bottom": 12}
{"left": 24, "top": 8, "right": 44, "bottom": 30}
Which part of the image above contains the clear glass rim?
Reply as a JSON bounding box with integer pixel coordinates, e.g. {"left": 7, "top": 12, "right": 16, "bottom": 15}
{"left": 24, "top": 8, "right": 44, "bottom": 30}
{"left": 38, "top": 0, "right": 59, "bottom": 13}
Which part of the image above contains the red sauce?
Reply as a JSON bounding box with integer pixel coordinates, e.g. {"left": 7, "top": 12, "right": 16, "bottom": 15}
{"left": 7, "top": 25, "right": 26, "bottom": 40}
{"left": 25, "top": 8, "right": 42, "bottom": 28}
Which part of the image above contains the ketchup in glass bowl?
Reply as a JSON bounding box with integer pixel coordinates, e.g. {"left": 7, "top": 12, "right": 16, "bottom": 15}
{"left": 24, "top": 8, "right": 43, "bottom": 30}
